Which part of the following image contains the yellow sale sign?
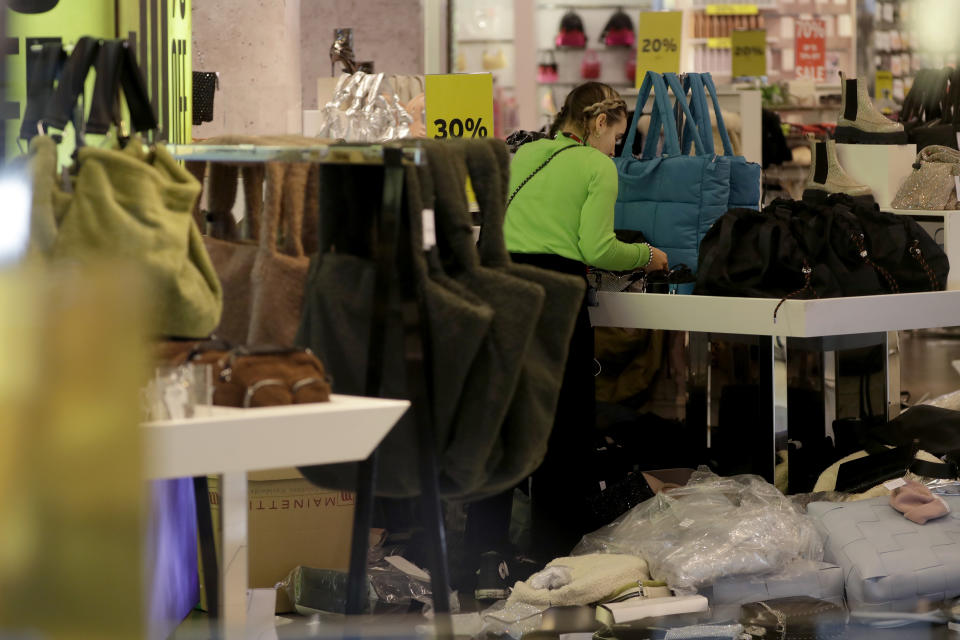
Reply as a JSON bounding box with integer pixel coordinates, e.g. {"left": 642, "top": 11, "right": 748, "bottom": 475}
{"left": 425, "top": 73, "right": 494, "bottom": 141}
{"left": 732, "top": 30, "right": 767, "bottom": 77}
{"left": 635, "top": 11, "right": 682, "bottom": 88}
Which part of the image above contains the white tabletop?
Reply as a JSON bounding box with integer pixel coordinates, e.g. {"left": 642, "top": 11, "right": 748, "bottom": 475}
{"left": 589, "top": 290, "right": 960, "bottom": 337}
{"left": 143, "top": 395, "right": 410, "bottom": 479}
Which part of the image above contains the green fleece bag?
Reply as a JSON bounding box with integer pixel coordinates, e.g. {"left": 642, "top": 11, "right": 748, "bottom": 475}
{"left": 45, "top": 137, "right": 223, "bottom": 338}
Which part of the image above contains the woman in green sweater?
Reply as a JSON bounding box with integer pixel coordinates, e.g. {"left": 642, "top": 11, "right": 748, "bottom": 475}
{"left": 467, "top": 83, "right": 669, "bottom": 595}
{"left": 506, "top": 82, "right": 667, "bottom": 562}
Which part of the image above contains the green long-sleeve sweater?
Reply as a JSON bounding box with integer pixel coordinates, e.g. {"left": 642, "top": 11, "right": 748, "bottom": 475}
{"left": 504, "top": 135, "right": 649, "bottom": 271}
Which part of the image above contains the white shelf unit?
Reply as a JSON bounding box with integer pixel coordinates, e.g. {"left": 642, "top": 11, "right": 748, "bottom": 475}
{"left": 534, "top": 0, "right": 653, "bottom": 127}
{"left": 450, "top": 2, "right": 517, "bottom": 90}
{"left": 668, "top": 0, "right": 857, "bottom": 84}
{"left": 142, "top": 395, "right": 409, "bottom": 636}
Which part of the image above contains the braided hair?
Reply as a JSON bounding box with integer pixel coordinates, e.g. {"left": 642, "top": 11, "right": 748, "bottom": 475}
{"left": 548, "top": 81, "right": 628, "bottom": 141}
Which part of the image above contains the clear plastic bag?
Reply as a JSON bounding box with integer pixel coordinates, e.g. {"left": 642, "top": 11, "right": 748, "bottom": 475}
{"left": 573, "top": 468, "right": 823, "bottom": 592}
{"left": 479, "top": 599, "right": 545, "bottom": 639}
{"left": 921, "top": 388, "right": 960, "bottom": 411}
{"left": 368, "top": 558, "right": 460, "bottom": 615}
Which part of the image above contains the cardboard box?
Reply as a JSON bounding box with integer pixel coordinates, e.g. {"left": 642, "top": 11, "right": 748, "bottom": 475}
{"left": 199, "top": 468, "right": 355, "bottom": 613}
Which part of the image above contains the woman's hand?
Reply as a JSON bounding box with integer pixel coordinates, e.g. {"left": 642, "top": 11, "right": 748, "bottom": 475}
{"left": 648, "top": 246, "right": 668, "bottom": 272}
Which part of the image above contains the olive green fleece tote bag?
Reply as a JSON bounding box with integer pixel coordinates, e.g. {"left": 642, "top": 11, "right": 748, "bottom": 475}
{"left": 47, "top": 138, "right": 223, "bottom": 338}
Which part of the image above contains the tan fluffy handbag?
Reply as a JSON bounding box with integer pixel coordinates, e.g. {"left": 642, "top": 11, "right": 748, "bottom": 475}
{"left": 246, "top": 160, "right": 315, "bottom": 346}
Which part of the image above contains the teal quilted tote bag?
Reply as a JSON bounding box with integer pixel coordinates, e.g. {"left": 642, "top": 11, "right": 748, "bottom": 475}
{"left": 614, "top": 71, "right": 731, "bottom": 293}
{"left": 682, "top": 73, "right": 762, "bottom": 210}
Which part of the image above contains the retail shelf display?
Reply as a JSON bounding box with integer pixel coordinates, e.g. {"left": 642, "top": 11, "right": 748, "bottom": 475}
{"left": 676, "top": 0, "right": 856, "bottom": 82}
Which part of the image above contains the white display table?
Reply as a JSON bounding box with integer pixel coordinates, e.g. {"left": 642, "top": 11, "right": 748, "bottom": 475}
{"left": 142, "top": 395, "right": 409, "bottom": 637}
{"left": 590, "top": 290, "right": 960, "bottom": 481}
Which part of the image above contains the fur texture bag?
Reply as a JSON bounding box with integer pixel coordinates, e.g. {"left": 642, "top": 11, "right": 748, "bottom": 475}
{"left": 38, "top": 136, "right": 222, "bottom": 338}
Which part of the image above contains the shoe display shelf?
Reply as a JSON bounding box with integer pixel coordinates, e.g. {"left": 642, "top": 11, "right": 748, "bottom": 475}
{"left": 143, "top": 395, "right": 409, "bottom": 637}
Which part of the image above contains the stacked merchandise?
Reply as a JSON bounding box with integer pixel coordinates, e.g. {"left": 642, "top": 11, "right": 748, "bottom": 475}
{"left": 486, "top": 447, "right": 960, "bottom": 637}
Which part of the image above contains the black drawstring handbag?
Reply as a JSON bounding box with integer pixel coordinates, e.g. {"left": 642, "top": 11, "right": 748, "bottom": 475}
{"left": 695, "top": 195, "right": 948, "bottom": 317}
{"left": 192, "top": 71, "right": 218, "bottom": 125}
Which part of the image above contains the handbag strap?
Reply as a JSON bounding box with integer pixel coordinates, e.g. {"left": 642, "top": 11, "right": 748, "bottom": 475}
{"left": 702, "top": 73, "right": 736, "bottom": 157}
{"left": 680, "top": 73, "right": 716, "bottom": 156}
{"left": 506, "top": 141, "right": 581, "bottom": 210}
{"left": 44, "top": 38, "right": 156, "bottom": 141}
{"left": 645, "top": 73, "right": 705, "bottom": 158}
{"left": 620, "top": 71, "right": 661, "bottom": 158}
{"left": 20, "top": 42, "right": 67, "bottom": 141}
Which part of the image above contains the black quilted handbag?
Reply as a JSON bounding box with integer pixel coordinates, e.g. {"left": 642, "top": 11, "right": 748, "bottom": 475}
{"left": 740, "top": 597, "right": 848, "bottom": 640}
{"left": 192, "top": 71, "right": 218, "bottom": 125}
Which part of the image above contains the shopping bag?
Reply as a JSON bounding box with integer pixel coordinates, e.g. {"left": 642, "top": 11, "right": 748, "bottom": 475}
{"left": 683, "top": 73, "right": 762, "bottom": 210}
{"left": 614, "top": 71, "right": 731, "bottom": 293}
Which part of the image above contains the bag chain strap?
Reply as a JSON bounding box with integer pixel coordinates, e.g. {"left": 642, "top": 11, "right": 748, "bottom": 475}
{"left": 773, "top": 260, "right": 817, "bottom": 322}
{"left": 851, "top": 233, "right": 900, "bottom": 294}
{"left": 506, "top": 143, "right": 580, "bottom": 210}
{"left": 909, "top": 239, "right": 941, "bottom": 291}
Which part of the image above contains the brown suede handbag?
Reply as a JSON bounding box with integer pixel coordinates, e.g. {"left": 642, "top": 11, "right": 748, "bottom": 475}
{"left": 246, "top": 160, "right": 316, "bottom": 346}
{"left": 188, "top": 135, "right": 324, "bottom": 346}
{"left": 190, "top": 162, "right": 266, "bottom": 345}
{"left": 156, "top": 341, "right": 331, "bottom": 407}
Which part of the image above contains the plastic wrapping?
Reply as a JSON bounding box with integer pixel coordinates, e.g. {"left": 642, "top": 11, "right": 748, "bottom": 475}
{"left": 368, "top": 558, "right": 460, "bottom": 615}
{"left": 279, "top": 566, "right": 376, "bottom": 616}
{"left": 574, "top": 468, "right": 823, "bottom": 592}
{"left": 316, "top": 71, "right": 412, "bottom": 143}
{"left": 479, "top": 599, "right": 545, "bottom": 639}
{"left": 921, "top": 388, "right": 960, "bottom": 411}
{"left": 905, "top": 471, "right": 960, "bottom": 495}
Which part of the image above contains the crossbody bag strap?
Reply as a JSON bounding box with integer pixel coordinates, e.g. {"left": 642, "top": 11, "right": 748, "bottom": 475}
{"left": 505, "top": 142, "right": 581, "bottom": 210}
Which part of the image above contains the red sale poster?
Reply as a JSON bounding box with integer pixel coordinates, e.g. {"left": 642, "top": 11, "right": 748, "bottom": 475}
{"left": 795, "top": 19, "right": 826, "bottom": 81}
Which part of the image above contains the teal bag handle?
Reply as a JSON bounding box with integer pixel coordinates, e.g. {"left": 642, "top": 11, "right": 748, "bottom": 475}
{"left": 701, "top": 73, "right": 737, "bottom": 157}
{"left": 620, "top": 71, "right": 689, "bottom": 158}
{"left": 645, "top": 72, "right": 706, "bottom": 158}
{"left": 681, "top": 73, "right": 716, "bottom": 156}
{"left": 620, "top": 71, "right": 664, "bottom": 158}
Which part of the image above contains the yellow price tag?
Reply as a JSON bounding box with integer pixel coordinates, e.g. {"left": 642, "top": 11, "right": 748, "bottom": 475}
{"left": 707, "top": 37, "right": 732, "bottom": 49}
{"left": 875, "top": 71, "right": 894, "bottom": 102}
{"left": 636, "top": 11, "right": 683, "bottom": 88}
{"left": 706, "top": 4, "right": 759, "bottom": 15}
{"left": 731, "top": 30, "right": 767, "bottom": 77}
{"left": 425, "top": 74, "right": 494, "bottom": 141}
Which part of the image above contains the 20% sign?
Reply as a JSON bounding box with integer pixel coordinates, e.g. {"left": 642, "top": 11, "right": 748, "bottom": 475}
{"left": 640, "top": 36, "right": 678, "bottom": 54}
{"left": 425, "top": 73, "right": 494, "bottom": 140}
{"left": 635, "top": 11, "right": 683, "bottom": 87}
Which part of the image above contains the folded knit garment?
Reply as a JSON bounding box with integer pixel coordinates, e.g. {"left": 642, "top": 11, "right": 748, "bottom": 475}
{"left": 890, "top": 479, "right": 951, "bottom": 524}
{"left": 508, "top": 554, "right": 648, "bottom": 608}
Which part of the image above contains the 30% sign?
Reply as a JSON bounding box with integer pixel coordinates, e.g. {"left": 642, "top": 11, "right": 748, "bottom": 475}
{"left": 432, "top": 116, "right": 488, "bottom": 139}
{"left": 425, "top": 73, "right": 495, "bottom": 141}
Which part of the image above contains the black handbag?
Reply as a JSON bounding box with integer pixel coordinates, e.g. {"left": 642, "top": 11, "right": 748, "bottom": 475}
{"left": 902, "top": 68, "right": 959, "bottom": 151}
{"left": 740, "top": 597, "right": 848, "bottom": 640}
{"left": 695, "top": 195, "right": 948, "bottom": 303}
{"left": 192, "top": 71, "right": 218, "bottom": 125}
